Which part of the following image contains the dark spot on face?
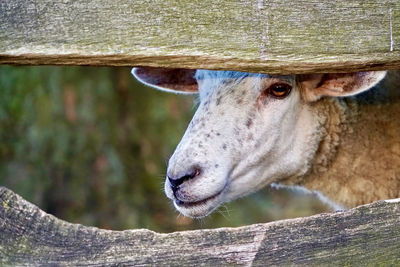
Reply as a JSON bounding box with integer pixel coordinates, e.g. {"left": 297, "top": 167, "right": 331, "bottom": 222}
{"left": 206, "top": 133, "right": 210, "bottom": 138}
{"left": 247, "top": 133, "right": 254, "bottom": 141}
{"left": 246, "top": 118, "right": 253, "bottom": 128}
{"left": 216, "top": 96, "right": 222, "bottom": 106}
{"left": 236, "top": 99, "right": 243, "bottom": 104}
{"left": 256, "top": 94, "right": 269, "bottom": 108}
{"left": 222, "top": 144, "right": 227, "bottom": 150}
{"left": 215, "top": 164, "right": 219, "bottom": 168}
{"left": 216, "top": 132, "right": 221, "bottom": 136}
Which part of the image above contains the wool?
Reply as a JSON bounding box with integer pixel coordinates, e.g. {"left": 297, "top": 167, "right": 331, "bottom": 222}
{"left": 284, "top": 71, "right": 400, "bottom": 208}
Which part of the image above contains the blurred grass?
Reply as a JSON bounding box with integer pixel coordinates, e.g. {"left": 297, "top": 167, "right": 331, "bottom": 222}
{"left": 0, "top": 66, "right": 331, "bottom": 232}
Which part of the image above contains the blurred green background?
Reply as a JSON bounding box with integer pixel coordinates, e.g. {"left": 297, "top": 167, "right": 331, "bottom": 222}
{"left": 0, "top": 66, "right": 331, "bottom": 232}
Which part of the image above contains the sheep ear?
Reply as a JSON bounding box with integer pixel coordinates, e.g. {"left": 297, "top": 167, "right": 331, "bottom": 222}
{"left": 299, "top": 71, "right": 387, "bottom": 102}
{"left": 131, "top": 67, "right": 198, "bottom": 94}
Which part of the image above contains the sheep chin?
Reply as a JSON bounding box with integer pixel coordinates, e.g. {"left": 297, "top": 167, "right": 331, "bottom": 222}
{"left": 173, "top": 190, "right": 225, "bottom": 218}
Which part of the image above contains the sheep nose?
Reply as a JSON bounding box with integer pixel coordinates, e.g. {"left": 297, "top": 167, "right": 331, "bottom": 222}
{"left": 167, "top": 168, "right": 201, "bottom": 192}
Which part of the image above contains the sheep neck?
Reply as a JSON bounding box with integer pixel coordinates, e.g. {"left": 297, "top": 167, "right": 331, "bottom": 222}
{"left": 296, "top": 93, "right": 400, "bottom": 208}
{"left": 279, "top": 70, "right": 400, "bottom": 208}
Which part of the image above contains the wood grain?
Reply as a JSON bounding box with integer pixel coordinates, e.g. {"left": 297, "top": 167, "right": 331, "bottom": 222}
{"left": 1, "top": 0, "right": 400, "bottom": 73}
{"left": 1, "top": 186, "right": 399, "bottom": 266}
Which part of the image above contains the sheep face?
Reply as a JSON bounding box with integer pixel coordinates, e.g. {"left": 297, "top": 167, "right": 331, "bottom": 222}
{"left": 166, "top": 71, "right": 312, "bottom": 218}
{"left": 133, "top": 68, "right": 386, "bottom": 218}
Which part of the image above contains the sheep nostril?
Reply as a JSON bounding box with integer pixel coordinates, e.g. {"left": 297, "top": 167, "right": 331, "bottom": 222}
{"left": 168, "top": 167, "right": 201, "bottom": 192}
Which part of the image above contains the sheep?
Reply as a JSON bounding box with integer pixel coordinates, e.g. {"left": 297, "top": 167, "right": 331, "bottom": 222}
{"left": 133, "top": 67, "right": 400, "bottom": 218}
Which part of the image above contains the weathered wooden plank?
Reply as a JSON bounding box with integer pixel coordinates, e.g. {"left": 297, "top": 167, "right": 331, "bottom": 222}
{"left": 0, "top": 186, "right": 399, "bottom": 266}
{"left": 1, "top": 0, "right": 400, "bottom": 73}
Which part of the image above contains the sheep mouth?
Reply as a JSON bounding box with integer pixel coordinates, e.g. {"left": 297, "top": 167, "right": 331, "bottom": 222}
{"left": 174, "top": 190, "right": 223, "bottom": 208}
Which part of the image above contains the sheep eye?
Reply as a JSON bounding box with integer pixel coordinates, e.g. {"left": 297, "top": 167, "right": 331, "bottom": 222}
{"left": 268, "top": 83, "right": 292, "bottom": 98}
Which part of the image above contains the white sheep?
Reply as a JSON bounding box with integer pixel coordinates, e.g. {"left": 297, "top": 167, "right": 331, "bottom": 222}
{"left": 133, "top": 67, "right": 400, "bottom": 218}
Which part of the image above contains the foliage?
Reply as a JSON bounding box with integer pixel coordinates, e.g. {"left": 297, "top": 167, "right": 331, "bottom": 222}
{"left": 0, "top": 66, "right": 329, "bottom": 232}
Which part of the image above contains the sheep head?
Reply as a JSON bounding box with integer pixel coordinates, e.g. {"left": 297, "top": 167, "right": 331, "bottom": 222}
{"left": 133, "top": 67, "right": 386, "bottom": 218}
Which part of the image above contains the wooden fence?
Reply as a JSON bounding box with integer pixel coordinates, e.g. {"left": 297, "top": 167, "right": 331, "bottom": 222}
{"left": 1, "top": 187, "right": 399, "bottom": 265}
{"left": 1, "top": 0, "right": 400, "bottom": 73}
{"left": 1, "top": 0, "right": 400, "bottom": 265}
